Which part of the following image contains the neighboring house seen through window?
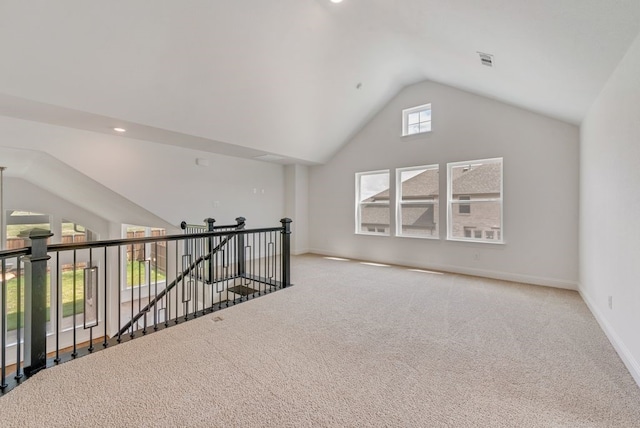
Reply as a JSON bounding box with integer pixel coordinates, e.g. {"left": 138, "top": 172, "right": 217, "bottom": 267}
{"left": 447, "top": 158, "right": 503, "bottom": 243}
{"left": 396, "top": 165, "right": 439, "bottom": 238}
{"left": 458, "top": 195, "right": 471, "bottom": 214}
{"left": 356, "top": 170, "right": 390, "bottom": 235}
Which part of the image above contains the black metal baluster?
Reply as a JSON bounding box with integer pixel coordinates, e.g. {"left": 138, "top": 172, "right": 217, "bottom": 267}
{"left": 194, "top": 238, "right": 199, "bottom": 318}
{"left": 117, "top": 246, "right": 122, "bottom": 343}
{"left": 174, "top": 242, "right": 179, "bottom": 324}
{"left": 165, "top": 241, "right": 171, "bottom": 328}
{"left": 140, "top": 244, "right": 146, "bottom": 335}
{"left": 252, "top": 233, "right": 258, "bottom": 295}
{"left": 130, "top": 244, "right": 134, "bottom": 338}
{"left": 153, "top": 241, "right": 158, "bottom": 331}
{"left": 72, "top": 250, "right": 77, "bottom": 357}
{"left": 1, "top": 259, "right": 7, "bottom": 390}
{"left": 88, "top": 248, "right": 94, "bottom": 352}
{"left": 16, "top": 256, "right": 23, "bottom": 378}
{"left": 103, "top": 248, "right": 108, "bottom": 348}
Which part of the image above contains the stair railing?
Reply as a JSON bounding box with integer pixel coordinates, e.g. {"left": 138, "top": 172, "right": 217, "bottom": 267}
{"left": 0, "top": 217, "right": 291, "bottom": 396}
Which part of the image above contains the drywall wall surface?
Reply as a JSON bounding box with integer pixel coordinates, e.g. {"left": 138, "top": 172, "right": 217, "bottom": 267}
{"left": 4, "top": 177, "right": 109, "bottom": 242}
{"left": 580, "top": 30, "right": 640, "bottom": 385}
{"left": 0, "top": 116, "right": 285, "bottom": 229}
{"left": 310, "top": 80, "right": 579, "bottom": 288}
{"left": 285, "top": 164, "right": 309, "bottom": 255}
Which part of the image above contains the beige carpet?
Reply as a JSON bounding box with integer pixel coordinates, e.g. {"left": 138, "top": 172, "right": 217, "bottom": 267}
{"left": 1, "top": 254, "right": 639, "bottom": 427}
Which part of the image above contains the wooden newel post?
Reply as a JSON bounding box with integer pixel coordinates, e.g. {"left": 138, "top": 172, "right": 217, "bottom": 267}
{"left": 280, "top": 218, "right": 292, "bottom": 287}
{"left": 20, "top": 228, "right": 53, "bottom": 376}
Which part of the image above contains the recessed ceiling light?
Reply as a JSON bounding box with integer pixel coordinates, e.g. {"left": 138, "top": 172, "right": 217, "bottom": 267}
{"left": 331, "top": 0, "right": 343, "bottom": 3}
{"left": 113, "top": 127, "right": 126, "bottom": 133}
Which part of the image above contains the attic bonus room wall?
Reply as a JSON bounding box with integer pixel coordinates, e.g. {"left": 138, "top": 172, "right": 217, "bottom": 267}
{"left": 309, "top": 80, "right": 579, "bottom": 289}
{"left": 580, "top": 30, "right": 640, "bottom": 384}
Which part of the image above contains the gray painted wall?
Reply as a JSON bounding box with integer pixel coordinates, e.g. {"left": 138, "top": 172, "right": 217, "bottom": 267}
{"left": 580, "top": 31, "right": 640, "bottom": 385}
{"left": 309, "top": 80, "right": 579, "bottom": 289}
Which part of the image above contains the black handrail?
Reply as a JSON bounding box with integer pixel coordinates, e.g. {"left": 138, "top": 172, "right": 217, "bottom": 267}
{"left": 45, "top": 226, "right": 281, "bottom": 252}
{"left": 0, "top": 248, "right": 30, "bottom": 258}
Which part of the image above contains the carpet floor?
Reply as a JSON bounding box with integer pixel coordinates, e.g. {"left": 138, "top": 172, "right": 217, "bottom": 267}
{"left": 1, "top": 254, "right": 639, "bottom": 427}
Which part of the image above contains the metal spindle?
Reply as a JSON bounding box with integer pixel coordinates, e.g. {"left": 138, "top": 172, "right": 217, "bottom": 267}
{"left": 88, "top": 248, "right": 94, "bottom": 352}
{"left": 16, "top": 256, "right": 23, "bottom": 377}
{"left": 103, "top": 248, "right": 108, "bottom": 348}
{"left": 72, "top": 250, "right": 77, "bottom": 357}
{"left": 153, "top": 241, "right": 158, "bottom": 330}
{"left": 117, "top": 247, "right": 122, "bottom": 343}
{"left": 130, "top": 244, "right": 134, "bottom": 338}
{"left": 1, "top": 259, "right": 7, "bottom": 389}
{"left": 54, "top": 253, "right": 60, "bottom": 363}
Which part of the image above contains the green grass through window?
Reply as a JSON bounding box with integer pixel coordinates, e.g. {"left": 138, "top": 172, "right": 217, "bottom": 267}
{"left": 3, "top": 261, "right": 166, "bottom": 331}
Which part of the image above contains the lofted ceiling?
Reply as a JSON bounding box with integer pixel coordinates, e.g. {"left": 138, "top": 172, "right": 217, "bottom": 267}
{"left": 0, "top": 0, "right": 639, "bottom": 164}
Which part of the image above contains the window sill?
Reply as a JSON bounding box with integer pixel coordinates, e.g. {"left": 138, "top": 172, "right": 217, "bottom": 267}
{"left": 401, "top": 131, "right": 432, "bottom": 140}
{"left": 446, "top": 237, "right": 505, "bottom": 245}
{"left": 355, "top": 232, "right": 390, "bottom": 237}
{"left": 396, "top": 234, "right": 440, "bottom": 240}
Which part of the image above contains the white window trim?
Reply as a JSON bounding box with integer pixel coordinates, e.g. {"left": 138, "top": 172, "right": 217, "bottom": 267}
{"left": 121, "top": 225, "right": 167, "bottom": 299}
{"left": 396, "top": 164, "right": 439, "bottom": 239}
{"left": 402, "top": 103, "right": 432, "bottom": 137}
{"left": 446, "top": 157, "right": 504, "bottom": 244}
{"left": 355, "top": 170, "right": 391, "bottom": 236}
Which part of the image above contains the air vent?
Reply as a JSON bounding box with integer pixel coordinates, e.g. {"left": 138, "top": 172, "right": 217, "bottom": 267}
{"left": 254, "top": 154, "right": 286, "bottom": 162}
{"left": 478, "top": 52, "right": 494, "bottom": 67}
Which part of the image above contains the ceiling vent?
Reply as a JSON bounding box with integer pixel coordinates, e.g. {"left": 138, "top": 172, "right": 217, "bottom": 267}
{"left": 254, "top": 154, "right": 286, "bottom": 162}
{"left": 478, "top": 52, "right": 494, "bottom": 67}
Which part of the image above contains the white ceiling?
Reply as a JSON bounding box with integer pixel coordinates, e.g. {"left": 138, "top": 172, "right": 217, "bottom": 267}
{"left": 1, "top": 0, "right": 639, "bottom": 164}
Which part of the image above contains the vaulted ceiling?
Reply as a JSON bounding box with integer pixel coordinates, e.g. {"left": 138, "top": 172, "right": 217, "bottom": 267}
{"left": 1, "top": 0, "right": 639, "bottom": 164}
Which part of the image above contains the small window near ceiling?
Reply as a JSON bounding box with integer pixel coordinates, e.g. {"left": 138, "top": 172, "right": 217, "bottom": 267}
{"left": 402, "top": 104, "right": 432, "bottom": 136}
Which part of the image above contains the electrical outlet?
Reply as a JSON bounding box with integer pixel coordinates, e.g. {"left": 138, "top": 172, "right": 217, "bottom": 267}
{"left": 608, "top": 295, "right": 613, "bottom": 310}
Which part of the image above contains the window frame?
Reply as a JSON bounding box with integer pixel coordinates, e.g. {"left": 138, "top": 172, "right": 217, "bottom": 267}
{"left": 395, "top": 164, "right": 440, "bottom": 239}
{"left": 355, "top": 169, "right": 391, "bottom": 236}
{"left": 121, "top": 225, "right": 167, "bottom": 301}
{"left": 402, "top": 103, "right": 432, "bottom": 136}
{"left": 446, "top": 157, "right": 504, "bottom": 244}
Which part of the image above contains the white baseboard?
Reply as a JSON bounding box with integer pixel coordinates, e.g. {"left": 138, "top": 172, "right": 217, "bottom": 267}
{"left": 579, "top": 288, "right": 640, "bottom": 387}
{"left": 306, "top": 248, "right": 578, "bottom": 290}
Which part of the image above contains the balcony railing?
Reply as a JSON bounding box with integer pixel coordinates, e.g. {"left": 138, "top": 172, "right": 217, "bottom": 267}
{"left": 0, "top": 217, "right": 292, "bottom": 395}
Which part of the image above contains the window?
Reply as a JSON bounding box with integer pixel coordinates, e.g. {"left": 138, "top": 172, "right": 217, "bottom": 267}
{"left": 402, "top": 104, "right": 432, "bottom": 136}
{"left": 458, "top": 195, "right": 471, "bottom": 214}
{"left": 3, "top": 213, "right": 101, "bottom": 336}
{"left": 123, "top": 225, "right": 167, "bottom": 289}
{"left": 5, "top": 211, "right": 51, "bottom": 248}
{"left": 447, "top": 158, "right": 503, "bottom": 243}
{"left": 396, "top": 165, "right": 439, "bottom": 238}
{"left": 356, "top": 170, "right": 390, "bottom": 235}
